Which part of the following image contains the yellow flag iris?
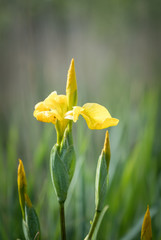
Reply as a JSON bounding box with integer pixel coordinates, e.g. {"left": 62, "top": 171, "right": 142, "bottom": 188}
{"left": 33, "top": 58, "right": 119, "bottom": 141}
{"left": 33, "top": 59, "right": 77, "bottom": 144}
{"left": 65, "top": 103, "right": 119, "bottom": 130}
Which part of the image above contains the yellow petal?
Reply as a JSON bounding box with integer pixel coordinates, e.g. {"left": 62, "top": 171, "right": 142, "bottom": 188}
{"left": 65, "top": 106, "right": 84, "bottom": 122}
{"left": 44, "top": 91, "right": 68, "bottom": 119}
{"left": 33, "top": 101, "right": 58, "bottom": 123}
{"left": 141, "top": 205, "right": 152, "bottom": 240}
{"left": 66, "top": 103, "right": 119, "bottom": 130}
{"left": 34, "top": 101, "right": 50, "bottom": 112}
{"left": 66, "top": 58, "right": 77, "bottom": 109}
{"left": 34, "top": 110, "right": 59, "bottom": 124}
{"left": 33, "top": 91, "right": 68, "bottom": 124}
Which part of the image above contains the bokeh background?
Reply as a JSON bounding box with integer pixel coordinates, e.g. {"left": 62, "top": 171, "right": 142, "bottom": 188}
{"left": 0, "top": 0, "right": 161, "bottom": 239}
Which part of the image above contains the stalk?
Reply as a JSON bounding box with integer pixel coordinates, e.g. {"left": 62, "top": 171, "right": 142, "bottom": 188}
{"left": 85, "top": 210, "right": 101, "bottom": 240}
{"left": 59, "top": 202, "right": 66, "bottom": 240}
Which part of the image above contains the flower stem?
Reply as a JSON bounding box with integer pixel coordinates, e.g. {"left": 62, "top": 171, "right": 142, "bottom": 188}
{"left": 59, "top": 202, "right": 66, "bottom": 240}
{"left": 85, "top": 210, "right": 101, "bottom": 240}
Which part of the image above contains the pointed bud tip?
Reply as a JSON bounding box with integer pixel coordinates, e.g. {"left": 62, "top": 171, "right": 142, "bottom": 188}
{"left": 71, "top": 58, "right": 74, "bottom": 65}
{"left": 67, "top": 58, "right": 76, "bottom": 87}
{"left": 18, "top": 159, "right": 24, "bottom": 174}
{"left": 18, "top": 158, "right": 22, "bottom": 166}
{"left": 147, "top": 204, "right": 150, "bottom": 212}
{"left": 141, "top": 205, "right": 152, "bottom": 240}
{"left": 67, "top": 58, "right": 75, "bottom": 76}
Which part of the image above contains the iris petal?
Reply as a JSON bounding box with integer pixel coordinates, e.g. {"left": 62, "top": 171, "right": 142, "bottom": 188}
{"left": 44, "top": 91, "right": 67, "bottom": 120}
{"left": 34, "top": 110, "right": 59, "bottom": 124}
{"left": 65, "top": 103, "right": 119, "bottom": 130}
{"left": 33, "top": 91, "right": 68, "bottom": 125}
{"left": 34, "top": 101, "right": 50, "bottom": 111}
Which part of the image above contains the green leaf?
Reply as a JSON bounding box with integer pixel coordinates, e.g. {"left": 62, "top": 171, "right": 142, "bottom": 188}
{"left": 92, "top": 205, "right": 109, "bottom": 240}
{"left": 22, "top": 205, "right": 40, "bottom": 240}
{"left": 50, "top": 128, "right": 76, "bottom": 203}
{"left": 50, "top": 144, "right": 70, "bottom": 202}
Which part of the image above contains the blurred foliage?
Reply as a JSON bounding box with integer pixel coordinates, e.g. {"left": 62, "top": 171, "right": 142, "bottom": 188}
{"left": 0, "top": 0, "right": 161, "bottom": 239}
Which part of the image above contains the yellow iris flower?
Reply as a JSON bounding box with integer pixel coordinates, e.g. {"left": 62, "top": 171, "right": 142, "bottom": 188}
{"left": 33, "top": 58, "right": 119, "bottom": 142}
{"left": 33, "top": 59, "right": 77, "bottom": 144}
{"left": 65, "top": 103, "right": 119, "bottom": 130}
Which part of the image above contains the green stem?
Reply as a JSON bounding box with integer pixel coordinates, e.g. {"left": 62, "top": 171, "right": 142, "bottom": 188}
{"left": 68, "top": 120, "right": 72, "bottom": 133}
{"left": 55, "top": 123, "right": 62, "bottom": 145}
{"left": 85, "top": 210, "right": 101, "bottom": 240}
{"left": 59, "top": 202, "right": 66, "bottom": 240}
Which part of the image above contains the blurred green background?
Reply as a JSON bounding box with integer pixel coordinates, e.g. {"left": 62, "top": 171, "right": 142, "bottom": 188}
{"left": 0, "top": 0, "right": 161, "bottom": 239}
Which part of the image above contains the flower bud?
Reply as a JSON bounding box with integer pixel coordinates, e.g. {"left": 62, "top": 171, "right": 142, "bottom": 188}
{"left": 66, "top": 58, "right": 78, "bottom": 110}
{"left": 103, "top": 131, "right": 111, "bottom": 172}
{"left": 17, "top": 159, "right": 27, "bottom": 219}
{"left": 23, "top": 203, "right": 41, "bottom": 240}
{"left": 50, "top": 127, "right": 76, "bottom": 203}
{"left": 141, "top": 205, "right": 152, "bottom": 240}
{"left": 17, "top": 160, "right": 41, "bottom": 240}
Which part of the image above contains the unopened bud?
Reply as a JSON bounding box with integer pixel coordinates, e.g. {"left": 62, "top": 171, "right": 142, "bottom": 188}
{"left": 66, "top": 58, "right": 77, "bottom": 110}
{"left": 50, "top": 127, "right": 76, "bottom": 203}
{"left": 17, "top": 159, "right": 27, "bottom": 219}
{"left": 141, "top": 205, "right": 152, "bottom": 240}
{"left": 103, "top": 131, "right": 111, "bottom": 172}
